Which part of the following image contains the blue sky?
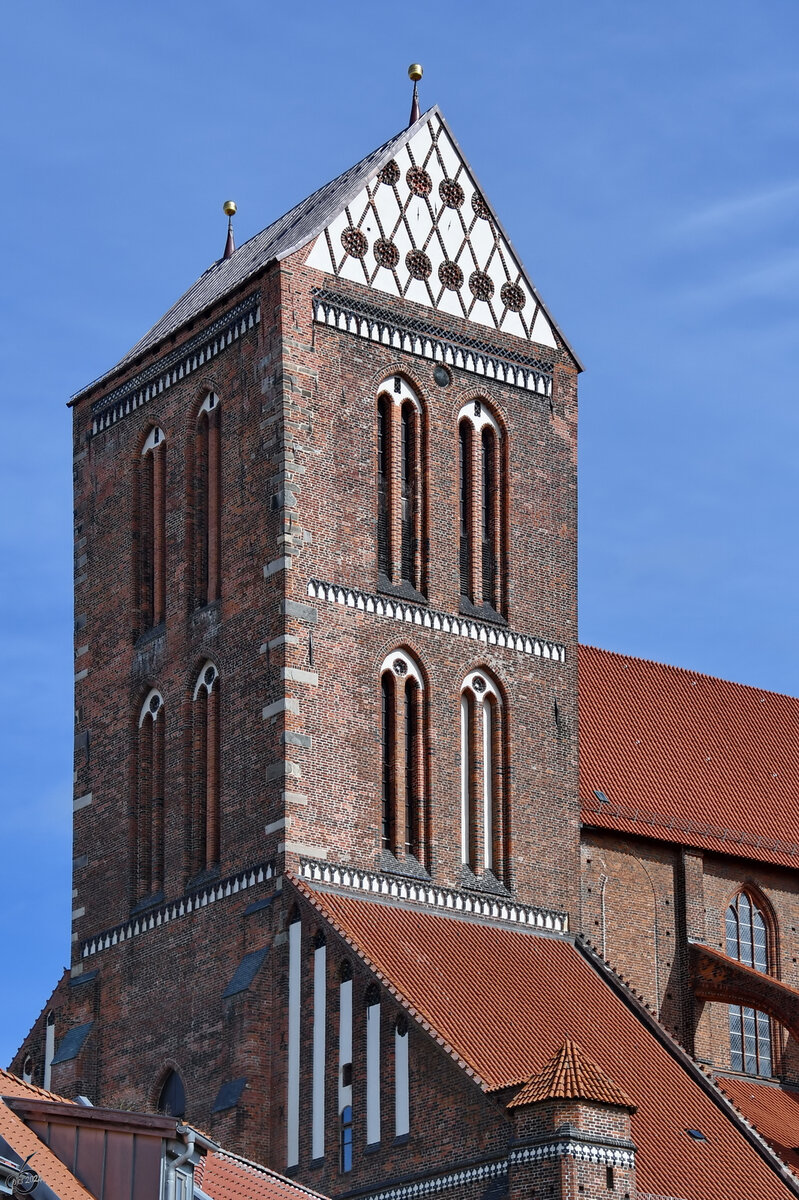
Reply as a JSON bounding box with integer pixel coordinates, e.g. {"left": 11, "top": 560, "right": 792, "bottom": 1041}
{"left": 1, "top": 0, "right": 798, "bottom": 1066}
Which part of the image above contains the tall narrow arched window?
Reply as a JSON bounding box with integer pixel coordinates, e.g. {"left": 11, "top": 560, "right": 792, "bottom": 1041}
{"left": 189, "top": 662, "right": 220, "bottom": 877}
{"left": 376, "top": 377, "right": 425, "bottom": 596}
{"left": 192, "top": 392, "right": 221, "bottom": 608}
{"left": 137, "top": 427, "right": 166, "bottom": 633}
{"left": 379, "top": 651, "right": 426, "bottom": 867}
{"left": 133, "top": 689, "right": 165, "bottom": 903}
{"left": 157, "top": 1070, "right": 186, "bottom": 1118}
{"left": 460, "top": 670, "right": 506, "bottom": 880}
{"left": 458, "top": 402, "right": 506, "bottom": 618}
{"left": 726, "top": 890, "right": 773, "bottom": 1076}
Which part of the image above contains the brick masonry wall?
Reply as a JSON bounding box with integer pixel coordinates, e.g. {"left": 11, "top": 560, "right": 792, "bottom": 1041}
{"left": 581, "top": 829, "right": 799, "bottom": 1083}
{"left": 270, "top": 254, "right": 580, "bottom": 917}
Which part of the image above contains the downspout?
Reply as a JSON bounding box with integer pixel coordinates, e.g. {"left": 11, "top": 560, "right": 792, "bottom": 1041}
{"left": 164, "top": 1127, "right": 195, "bottom": 1200}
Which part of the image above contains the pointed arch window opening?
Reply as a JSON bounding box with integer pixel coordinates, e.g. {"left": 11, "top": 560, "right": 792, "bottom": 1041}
{"left": 193, "top": 394, "right": 221, "bottom": 609}
{"left": 376, "top": 379, "right": 425, "bottom": 596}
{"left": 458, "top": 403, "right": 505, "bottom": 618}
{"left": 138, "top": 429, "right": 166, "bottom": 633}
{"left": 157, "top": 1070, "right": 186, "bottom": 1119}
{"left": 189, "top": 662, "right": 221, "bottom": 877}
{"left": 134, "top": 691, "right": 165, "bottom": 903}
{"left": 460, "top": 671, "right": 505, "bottom": 880}
{"left": 726, "top": 890, "right": 773, "bottom": 1077}
{"left": 380, "top": 651, "right": 426, "bottom": 866}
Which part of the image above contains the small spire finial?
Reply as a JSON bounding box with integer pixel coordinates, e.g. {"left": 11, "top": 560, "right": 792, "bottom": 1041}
{"left": 407, "top": 63, "right": 423, "bottom": 126}
{"left": 222, "top": 200, "right": 237, "bottom": 260}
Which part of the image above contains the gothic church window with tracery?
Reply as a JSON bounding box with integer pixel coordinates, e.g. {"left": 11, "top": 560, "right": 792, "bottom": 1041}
{"left": 191, "top": 391, "right": 221, "bottom": 609}
{"left": 133, "top": 689, "right": 166, "bottom": 904}
{"left": 136, "top": 427, "right": 166, "bottom": 634}
{"left": 460, "top": 670, "right": 506, "bottom": 878}
{"left": 726, "top": 890, "right": 773, "bottom": 1076}
{"left": 380, "top": 651, "right": 426, "bottom": 865}
{"left": 376, "top": 377, "right": 425, "bottom": 595}
{"left": 458, "top": 402, "right": 505, "bottom": 616}
{"left": 188, "top": 662, "right": 221, "bottom": 877}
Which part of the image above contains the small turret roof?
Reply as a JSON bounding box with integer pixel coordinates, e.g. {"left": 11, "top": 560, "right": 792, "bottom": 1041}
{"left": 508, "top": 1038, "right": 635, "bottom": 1110}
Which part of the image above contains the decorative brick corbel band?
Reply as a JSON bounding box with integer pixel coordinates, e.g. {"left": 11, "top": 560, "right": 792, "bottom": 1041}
{"left": 299, "top": 858, "right": 569, "bottom": 933}
{"left": 81, "top": 861, "right": 274, "bottom": 959}
{"left": 307, "top": 580, "right": 567, "bottom": 664}
{"left": 86, "top": 294, "right": 261, "bottom": 433}
{"left": 312, "top": 289, "right": 554, "bottom": 398}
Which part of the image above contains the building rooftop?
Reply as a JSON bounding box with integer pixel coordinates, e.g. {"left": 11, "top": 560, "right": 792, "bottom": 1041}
{"left": 579, "top": 644, "right": 799, "bottom": 868}
{"left": 294, "top": 876, "right": 795, "bottom": 1200}
{"left": 508, "top": 1038, "right": 634, "bottom": 1109}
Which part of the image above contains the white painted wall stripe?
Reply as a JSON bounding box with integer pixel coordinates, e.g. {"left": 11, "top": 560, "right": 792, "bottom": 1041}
{"left": 395, "top": 1023, "right": 410, "bottom": 1138}
{"left": 287, "top": 919, "right": 301, "bottom": 1167}
{"left": 482, "top": 702, "right": 493, "bottom": 871}
{"left": 339, "top": 978, "right": 353, "bottom": 1114}
{"left": 460, "top": 696, "right": 469, "bottom": 865}
{"left": 366, "top": 999, "right": 381, "bottom": 1146}
{"left": 312, "top": 942, "right": 327, "bottom": 1160}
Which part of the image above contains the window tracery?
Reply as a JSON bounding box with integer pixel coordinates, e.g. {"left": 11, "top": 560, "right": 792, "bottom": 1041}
{"left": 379, "top": 651, "right": 426, "bottom": 865}
{"left": 188, "top": 662, "right": 220, "bottom": 877}
{"left": 458, "top": 402, "right": 505, "bottom": 617}
{"left": 133, "top": 689, "right": 165, "bottom": 903}
{"left": 191, "top": 393, "right": 221, "bottom": 608}
{"left": 376, "top": 378, "right": 425, "bottom": 595}
{"left": 726, "top": 889, "right": 773, "bottom": 1076}
{"left": 137, "top": 427, "right": 166, "bottom": 632}
{"left": 460, "top": 670, "right": 506, "bottom": 878}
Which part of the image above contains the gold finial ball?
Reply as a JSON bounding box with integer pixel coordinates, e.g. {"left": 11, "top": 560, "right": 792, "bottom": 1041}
{"left": 223, "top": 200, "right": 237, "bottom": 217}
{"left": 408, "top": 63, "right": 423, "bottom": 82}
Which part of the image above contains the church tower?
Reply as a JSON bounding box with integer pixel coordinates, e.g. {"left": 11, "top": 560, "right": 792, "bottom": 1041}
{"left": 15, "top": 90, "right": 582, "bottom": 1176}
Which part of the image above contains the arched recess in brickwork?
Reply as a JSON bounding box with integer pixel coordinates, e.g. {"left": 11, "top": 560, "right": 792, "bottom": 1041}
{"left": 376, "top": 375, "right": 427, "bottom": 596}
{"left": 155, "top": 1068, "right": 186, "bottom": 1118}
{"left": 600, "top": 851, "right": 659, "bottom": 1011}
{"left": 134, "top": 426, "right": 166, "bottom": 634}
{"left": 131, "top": 688, "right": 165, "bottom": 904}
{"left": 459, "top": 667, "right": 508, "bottom": 881}
{"left": 186, "top": 662, "right": 221, "bottom": 878}
{"left": 379, "top": 649, "right": 428, "bottom": 868}
{"left": 188, "top": 390, "right": 221, "bottom": 609}
{"left": 457, "top": 399, "right": 507, "bottom": 617}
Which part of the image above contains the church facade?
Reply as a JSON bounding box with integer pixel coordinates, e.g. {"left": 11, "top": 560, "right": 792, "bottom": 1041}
{"left": 11, "top": 101, "right": 799, "bottom": 1200}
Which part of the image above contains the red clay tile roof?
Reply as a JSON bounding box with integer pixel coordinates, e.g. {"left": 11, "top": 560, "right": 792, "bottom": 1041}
{"left": 508, "top": 1038, "right": 634, "bottom": 1109}
{"left": 579, "top": 644, "right": 799, "bottom": 868}
{"left": 295, "top": 879, "right": 795, "bottom": 1200}
{"left": 0, "top": 1098, "right": 93, "bottom": 1200}
{"left": 717, "top": 1078, "right": 799, "bottom": 1172}
{"left": 197, "top": 1149, "right": 329, "bottom": 1200}
{"left": 0, "top": 1067, "right": 75, "bottom": 1104}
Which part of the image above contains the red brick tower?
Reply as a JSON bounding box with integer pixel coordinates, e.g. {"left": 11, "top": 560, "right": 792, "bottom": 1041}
{"left": 13, "top": 100, "right": 582, "bottom": 1172}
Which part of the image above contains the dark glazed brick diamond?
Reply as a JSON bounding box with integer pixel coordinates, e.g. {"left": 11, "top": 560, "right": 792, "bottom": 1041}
{"left": 341, "top": 227, "right": 368, "bottom": 259}
{"left": 407, "top": 166, "right": 433, "bottom": 197}
{"left": 438, "top": 260, "right": 464, "bottom": 290}
{"left": 374, "top": 238, "right": 400, "bottom": 269}
{"left": 406, "top": 250, "right": 432, "bottom": 280}
{"left": 439, "top": 179, "right": 465, "bottom": 208}
{"left": 378, "top": 159, "right": 400, "bottom": 186}
{"left": 471, "top": 192, "right": 491, "bottom": 219}
{"left": 500, "top": 282, "right": 526, "bottom": 312}
{"left": 469, "top": 270, "right": 495, "bottom": 301}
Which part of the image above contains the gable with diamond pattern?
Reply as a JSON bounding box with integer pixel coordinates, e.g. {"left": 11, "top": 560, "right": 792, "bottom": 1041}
{"left": 305, "top": 112, "right": 557, "bottom": 349}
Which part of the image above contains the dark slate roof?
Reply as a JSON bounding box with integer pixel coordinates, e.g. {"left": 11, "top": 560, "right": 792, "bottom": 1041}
{"left": 73, "top": 111, "right": 435, "bottom": 400}
{"left": 51, "top": 1022, "right": 93, "bottom": 1066}
{"left": 222, "top": 946, "right": 269, "bottom": 998}
{"left": 211, "top": 1077, "right": 247, "bottom": 1113}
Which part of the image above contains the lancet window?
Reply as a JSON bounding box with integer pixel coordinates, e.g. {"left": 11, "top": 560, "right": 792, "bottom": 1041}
{"left": 458, "top": 401, "right": 505, "bottom": 616}
{"left": 191, "top": 392, "right": 221, "bottom": 608}
{"left": 460, "top": 669, "right": 506, "bottom": 877}
{"left": 379, "top": 650, "right": 426, "bottom": 864}
{"left": 376, "top": 377, "right": 425, "bottom": 595}
{"left": 133, "top": 689, "right": 166, "bottom": 903}
{"left": 726, "top": 890, "right": 773, "bottom": 1076}
{"left": 188, "top": 662, "right": 220, "bottom": 877}
{"left": 137, "top": 426, "right": 166, "bottom": 633}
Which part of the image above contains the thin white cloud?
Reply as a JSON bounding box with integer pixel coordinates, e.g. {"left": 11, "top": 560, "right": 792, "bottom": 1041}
{"left": 672, "top": 181, "right": 799, "bottom": 236}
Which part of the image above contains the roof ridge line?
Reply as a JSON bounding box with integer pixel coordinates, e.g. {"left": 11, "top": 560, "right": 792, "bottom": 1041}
{"left": 579, "top": 643, "right": 799, "bottom": 701}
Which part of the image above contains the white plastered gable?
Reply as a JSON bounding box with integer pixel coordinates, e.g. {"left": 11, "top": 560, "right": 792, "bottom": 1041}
{"left": 305, "top": 112, "right": 557, "bottom": 349}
